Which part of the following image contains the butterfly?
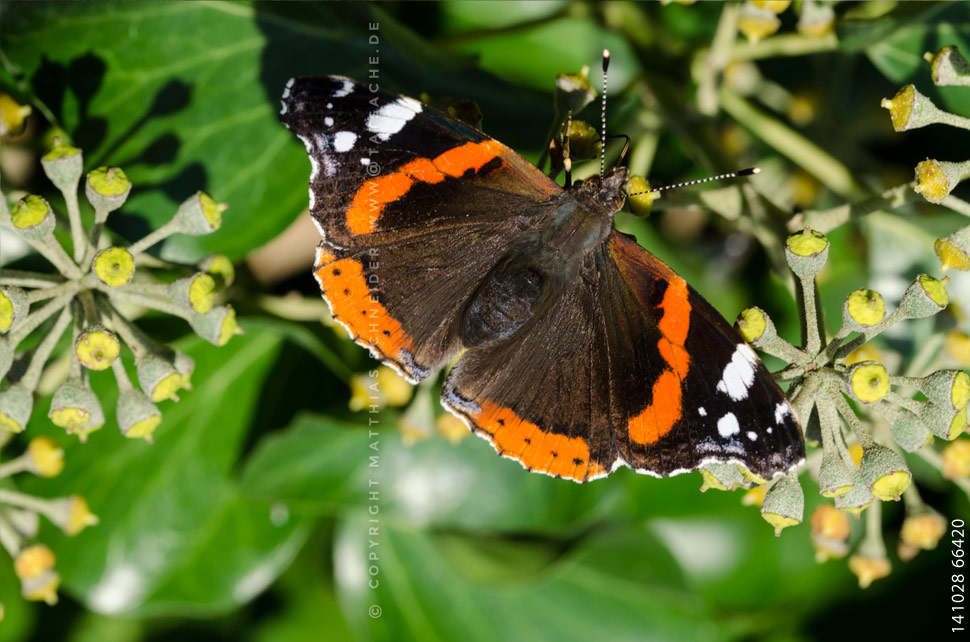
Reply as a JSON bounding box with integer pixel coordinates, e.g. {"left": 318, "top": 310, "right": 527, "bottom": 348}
{"left": 278, "top": 74, "right": 805, "bottom": 483}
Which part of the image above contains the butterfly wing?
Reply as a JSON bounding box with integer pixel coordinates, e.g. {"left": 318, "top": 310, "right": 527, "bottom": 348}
{"left": 280, "top": 76, "right": 563, "bottom": 380}
{"left": 442, "top": 230, "right": 804, "bottom": 482}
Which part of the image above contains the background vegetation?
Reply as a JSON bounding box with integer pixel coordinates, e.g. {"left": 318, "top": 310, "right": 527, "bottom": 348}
{"left": 1, "top": 2, "right": 969, "bottom": 641}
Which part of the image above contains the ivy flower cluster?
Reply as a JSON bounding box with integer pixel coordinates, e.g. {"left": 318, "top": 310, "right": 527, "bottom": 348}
{"left": 697, "top": 227, "right": 967, "bottom": 588}
{"left": 1, "top": 141, "right": 240, "bottom": 442}
{"left": 881, "top": 45, "right": 970, "bottom": 273}
{"left": 0, "top": 435, "right": 99, "bottom": 607}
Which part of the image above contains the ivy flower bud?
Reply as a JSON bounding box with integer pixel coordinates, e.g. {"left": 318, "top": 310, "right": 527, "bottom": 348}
{"left": 880, "top": 84, "right": 951, "bottom": 132}
{"left": 901, "top": 511, "right": 946, "bottom": 551}
{"left": 173, "top": 350, "right": 195, "bottom": 389}
{"left": 860, "top": 443, "right": 911, "bottom": 501}
{"left": 116, "top": 389, "right": 162, "bottom": 441}
{"left": 914, "top": 159, "right": 970, "bottom": 204}
{"left": 626, "top": 176, "right": 659, "bottom": 218}
{"left": 0, "top": 383, "right": 33, "bottom": 434}
{"left": 945, "top": 331, "right": 970, "bottom": 367}
{"left": 136, "top": 354, "right": 184, "bottom": 403}
{"left": 737, "top": 3, "right": 781, "bottom": 43}
{"left": 760, "top": 472, "right": 804, "bottom": 535}
{"left": 10, "top": 195, "right": 55, "bottom": 240}
{"left": 47, "top": 495, "right": 100, "bottom": 536}
{"left": 0, "top": 286, "right": 29, "bottom": 333}
{"left": 435, "top": 412, "right": 469, "bottom": 444}
{"left": 741, "top": 484, "right": 768, "bottom": 507}
{"left": 92, "top": 247, "right": 135, "bottom": 287}
{"left": 13, "top": 545, "right": 60, "bottom": 605}
{"left": 170, "top": 272, "right": 216, "bottom": 314}
{"left": 898, "top": 274, "right": 948, "bottom": 319}
{"left": 751, "top": 1, "right": 790, "bottom": 13}
{"left": 926, "top": 45, "right": 970, "bottom": 87}
{"left": 835, "top": 470, "right": 873, "bottom": 516}
{"left": 924, "top": 403, "right": 967, "bottom": 441}
{"left": 75, "top": 325, "right": 120, "bottom": 371}
{"left": 942, "top": 439, "right": 970, "bottom": 479}
{"left": 377, "top": 365, "right": 413, "bottom": 407}
{"left": 842, "top": 289, "right": 886, "bottom": 331}
{"left": 554, "top": 67, "right": 596, "bottom": 124}
{"left": 810, "top": 504, "right": 851, "bottom": 562}
{"left": 848, "top": 553, "right": 891, "bottom": 589}
{"left": 785, "top": 228, "right": 829, "bottom": 279}
{"left": 796, "top": 0, "right": 835, "bottom": 38}
{"left": 936, "top": 223, "right": 970, "bottom": 272}
{"left": 0, "top": 93, "right": 32, "bottom": 136}
{"left": 26, "top": 436, "right": 65, "bottom": 477}
{"left": 888, "top": 408, "right": 931, "bottom": 453}
{"left": 554, "top": 120, "right": 600, "bottom": 163}
{"left": 85, "top": 167, "right": 131, "bottom": 214}
{"left": 189, "top": 304, "right": 241, "bottom": 346}
{"left": 699, "top": 462, "right": 746, "bottom": 492}
{"left": 200, "top": 254, "right": 235, "bottom": 288}
{"left": 736, "top": 306, "right": 777, "bottom": 346}
{"left": 845, "top": 361, "right": 890, "bottom": 403}
{"left": 174, "top": 192, "right": 226, "bottom": 235}
{"left": 819, "top": 445, "right": 854, "bottom": 498}
{"left": 49, "top": 378, "right": 105, "bottom": 440}
{"left": 920, "top": 370, "right": 970, "bottom": 413}
{"left": 41, "top": 143, "right": 83, "bottom": 191}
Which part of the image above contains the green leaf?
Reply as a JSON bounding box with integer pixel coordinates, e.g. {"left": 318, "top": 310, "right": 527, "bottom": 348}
{"left": 240, "top": 413, "right": 618, "bottom": 534}
{"left": 333, "top": 514, "right": 728, "bottom": 642}
{"left": 20, "top": 322, "right": 306, "bottom": 617}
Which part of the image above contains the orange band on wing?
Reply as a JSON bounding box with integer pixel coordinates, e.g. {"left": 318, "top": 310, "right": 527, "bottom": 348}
{"left": 629, "top": 277, "right": 692, "bottom": 445}
{"left": 345, "top": 140, "right": 503, "bottom": 234}
{"left": 314, "top": 254, "right": 412, "bottom": 359}
{"left": 472, "top": 400, "right": 607, "bottom": 482}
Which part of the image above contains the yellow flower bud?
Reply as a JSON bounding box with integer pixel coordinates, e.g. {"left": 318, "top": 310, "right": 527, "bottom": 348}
{"left": 93, "top": 247, "right": 135, "bottom": 287}
{"left": 847, "top": 362, "right": 890, "bottom": 403}
{"left": 436, "top": 412, "right": 469, "bottom": 444}
{"left": 26, "top": 436, "right": 65, "bottom": 477}
{"left": 848, "top": 554, "right": 891, "bottom": 589}
{"left": 75, "top": 327, "right": 120, "bottom": 371}
{"left": 900, "top": 512, "right": 946, "bottom": 551}
{"left": 942, "top": 439, "right": 970, "bottom": 479}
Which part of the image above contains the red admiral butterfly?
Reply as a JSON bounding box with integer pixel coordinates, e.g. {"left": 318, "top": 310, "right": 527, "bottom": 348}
{"left": 278, "top": 71, "right": 805, "bottom": 483}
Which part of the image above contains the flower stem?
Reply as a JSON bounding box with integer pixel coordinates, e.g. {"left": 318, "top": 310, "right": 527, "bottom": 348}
{"left": 26, "top": 279, "right": 82, "bottom": 304}
{"left": 105, "top": 289, "right": 192, "bottom": 321}
{"left": 60, "top": 180, "right": 90, "bottom": 264}
{"left": 0, "top": 456, "right": 30, "bottom": 478}
{"left": 9, "top": 293, "right": 74, "bottom": 345}
{"left": 0, "top": 489, "right": 51, "bottom": 514}
{"left": 0, "top": 269, "right": 65, "bottom": 288}
{"left": 26, "top": 234, "right": 83, "bottom": 279}
{"left": 0, "top": 516, "right": 23, "bottom": 557}
{"left": 21, "top": 306, "right": 73, "bottom": 391}
{"left": 127, "top": 219, "right": 182, "bottom": 257}
{"left": 942, "top": 194, "right": 970, "bottom": 218}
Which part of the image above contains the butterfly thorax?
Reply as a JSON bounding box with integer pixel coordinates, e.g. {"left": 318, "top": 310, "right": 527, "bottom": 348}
{"left": 461, "top": 168, "right": 628, "bottom": 348}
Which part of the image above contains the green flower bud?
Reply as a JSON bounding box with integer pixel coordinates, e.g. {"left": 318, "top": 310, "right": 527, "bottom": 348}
{"left": 85, "top": 167, "right": 131, "bottom": 214}
{"left": 0, "top": 337, "right": 12, "bottom": 380}
{"left": 796, "top": 0, "right": 835, "bottom": 38}
{"left": 738, "top": 2, "right": 781, "bottom": 44}
{"left": 626, "top": 176, "right": 659, "bottom": 218}
{"left": 0, "top": 93, "right": 31, "bottom": 136}
{"left": 913, "top": 159, "right": 970, "bottom": 205}
{"left": 842, "top": 289, "right": 886, "bottom": 331}
{"left": 919, "top": 370, "right": 970, "bottom": 412}
{"left": 0, "top": 383, "right": 33, "bottom": 433}
{"left": 760, "top": 472, "right": 804, "bottom": 535}
{"left": 699, "top": 461, "right": 747, "bottom": 492}
{"left": 926, "top": 45, "right": 970, "bottom": 88}
{"left": 736, "top": 306, "right": 776, "bottom": 345}
{"left": 819, "top": 446, "right": 854, "bottom": 498}
{"left": 899, "top": 274, "right": 948, "bottom": 319}
{"left": 845, "top": 361, "right": 890, "bottom": 403}
{"left": 46, "top": 495, "right": 99, "bottom": 536}
{"left": 136, "top": 354, "right": 184, "bottom": 403}
{"left": 785, "top": 228, "right": 829, "bottom": 279}
{"left": 174, "top": 192, "right": 226, "bottom": 235}
{"left": 48, "top": 379, "right": 105, "bottom": 441}
{"left": 936, "top": 223, "right": 970, "bottom": 272}
{"left": 0, "top": 286, "right": 29, "bottom": 333}
{"left": 554, "top": 67, "right": 596, "bottom": 124}
{"left": 173, "top": 351, "right": 195, "bottom": 390}
{"left": 92, "top": 247, "right": 135, "bottom": 287}
{"left": 880, "top": 84, "right": 950, "bottom": 132}
{"left": 75, "top": 325, "right": 120, "bottom": 371}
{"left": 924, "top": 404, "right": 967, "bottom": 441}
{"left": 169, "top": 272, "right": 216, "bottom": 315}
{"left": 200, "top": 254, "right": 235, "bottom": 288}
{"left": 11, "top": 195, "right": 55, "bottom": 240}
{"left": 888, "top": 408, "right": 931, "bottom": 453}
{"left": 561, "top": 120, "right": 601, "bottom": 162}
{"left": 116, "top": 389, "right": 161, "bottom": 441}
{"left": 189, "top": 304, "right": 241, "bottom": 346}
{"left": 41, "top": 143, "right": 83, "bottom": 191}
{"left": 834, "top": 470, "right": 874, "bottom": 516}
{"left": 860, "top": 444, "right": 911, "bottom": 501}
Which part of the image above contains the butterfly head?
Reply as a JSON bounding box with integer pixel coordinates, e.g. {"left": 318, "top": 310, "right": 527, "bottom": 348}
{"left": 577, "top": 166, "right": 628, "bottom": 214}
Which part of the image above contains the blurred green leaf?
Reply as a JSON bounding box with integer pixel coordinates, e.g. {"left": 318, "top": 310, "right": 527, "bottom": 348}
{"left": 334, "top": 513, "right": 729, "bottom": 642}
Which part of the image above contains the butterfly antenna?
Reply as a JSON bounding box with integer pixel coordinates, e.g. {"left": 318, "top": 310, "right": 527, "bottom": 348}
{"left": 626, "top": 167, "right": 760, "bottom": 196}
{"left": 600, "top": 49, "right": 610, "bottom": 178}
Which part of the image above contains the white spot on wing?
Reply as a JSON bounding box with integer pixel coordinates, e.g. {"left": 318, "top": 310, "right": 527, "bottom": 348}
{"left": 333, "top": 131, "right": 357, "bottom": 152}
{"left": 716, "top": 344, "right": 759, "bottom": 401}
{"left": 324, "top": 116, "right": 333, "bottom": 127}
{"left": 333, "top": 79, "right": 353, "bottom": 98}
{"left": 698, "top": 407, "right": 707, "bottom": 417}
{"left": 774, "top": 401, "right": 792, "bottom": 424}
{"left": 746, "top": 431, "right": 758, "bottom": 441}
{"left": 366, "top": 97, "right": 423, "bottom": 141}
{"left": 361, "top": 158, "right": 370, "bottom": 166}
{"left": 717, "top": 413, "right": 740, "bottom": 438}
